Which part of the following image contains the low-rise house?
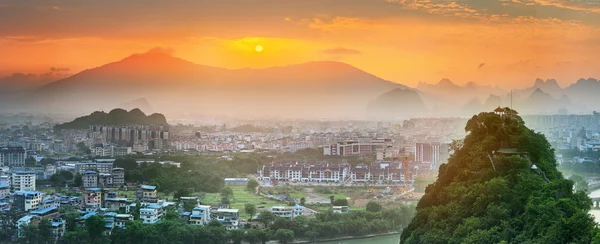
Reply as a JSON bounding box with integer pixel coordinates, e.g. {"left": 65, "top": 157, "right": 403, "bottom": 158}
{"left": 140, "top": 207, "right": 160, "bottom": 224}
{"left": 31, "top": 206, "right": 60, "bottom": 220}
{"left": 332, "top": 206, "right": 349, "bottom": 214}
{"left": 270, "top": 205, "right": 304, "bottom": 219}
{"left": 17, "top": 215, "right": 34, "bottom": 237}
{"left": 189, "top": 205, "right": 211, "bottom": 225}
{"left": 137, "top": 185, "right": 157, "bottom": 203}
{"left": 114, "top": 214, "right": 134, "bottom": 228}
{"left": 104, "top": 198, "right": 133, "bottom": 213}
{"left": 213, "top": 209, "right": 239, "bottom": 230}
{"left": 224, "top": 178, "right": 249, "bottom": 185}
{"left": 84, "top": 188, "right": 102, "bottom": 206}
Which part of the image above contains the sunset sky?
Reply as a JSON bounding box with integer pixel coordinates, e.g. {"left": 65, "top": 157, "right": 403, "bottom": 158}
{"left": 2, "top": 0, "right": 600, "bottom": 89}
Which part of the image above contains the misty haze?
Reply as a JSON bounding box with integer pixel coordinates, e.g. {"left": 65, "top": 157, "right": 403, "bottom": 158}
{"left": 1, "top": 1, "right": 600, "bottom": 244}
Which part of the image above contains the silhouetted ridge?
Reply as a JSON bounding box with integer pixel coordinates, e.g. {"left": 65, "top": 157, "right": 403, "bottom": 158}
{"left": 54, "top": 108, "right": 168, "bottom": 131}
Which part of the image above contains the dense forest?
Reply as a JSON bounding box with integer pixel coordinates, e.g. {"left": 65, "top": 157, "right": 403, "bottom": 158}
{"left": 401, "top": 108, "right": 598, "bottom": 243}
{"left": 54, "top": 108, "right": 168, "bottom": 131}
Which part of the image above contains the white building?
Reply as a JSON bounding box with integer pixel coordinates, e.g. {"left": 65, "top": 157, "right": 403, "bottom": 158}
{"left": 189, "top": 205, "right": 211, "bottom": 225}
{"left": 14, "top": 190, "right": 42, "bottom": 211}
{"left": 10, "top": 171, "right": 36, "bottom": 191}
{"left": 214, "top": 209, "right": 239, "bottom": 229}
{"left": 270, "top": 205, "right": 304, "bottom": 219}
{"left": 140, "top": 208, "right": 160, "bottom": 224}
{"left": 0, "top": 183, "right": 9, "bottom": 199}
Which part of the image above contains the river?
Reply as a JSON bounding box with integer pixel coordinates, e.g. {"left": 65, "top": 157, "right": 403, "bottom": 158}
{"left": 315, "top": 189, "right": 600, "bottom": 244}
{"left": 318, "top": 234, "right": 401, "bottom": 244}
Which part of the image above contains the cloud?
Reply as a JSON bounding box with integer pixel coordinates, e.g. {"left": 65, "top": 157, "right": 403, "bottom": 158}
{"left": 144, "top": 47, "right": 175, "bottom": 55}
{"left": 323, "top": 47, "right": 362, "bottom": 55}
{"left": 50, "top": 67, "right": 70, "bottom": 72}
{"left": 478, "top": 63, "right": 486, "bottom": 69}
{"left": 533, "top": 0, "right": 600, "bottom": 13}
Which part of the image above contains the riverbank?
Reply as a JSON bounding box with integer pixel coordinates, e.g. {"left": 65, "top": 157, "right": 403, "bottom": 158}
{"left": 289, "top": 232, "right": 400, "bottom": 244}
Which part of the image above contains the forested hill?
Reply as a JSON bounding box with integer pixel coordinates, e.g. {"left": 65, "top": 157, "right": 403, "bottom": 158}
{"left": 401, "top": 108, "right": 598, "bottom": 243}
{"left": 54, "top": 108, "right": 168, "bottom": 131}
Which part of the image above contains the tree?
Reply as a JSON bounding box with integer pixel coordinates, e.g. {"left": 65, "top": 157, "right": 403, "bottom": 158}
{"left": 114, "top": 157, "right": 138, "bottom": 171}
{"left": 245, "top": 203, "right": 257, "bottom": 220}
{"left": 220, "top": 187, "right": 234, "bottom": 204}
{"left": 50, "top": 170, "right": 74, "bottom": 187}
{"left": 300, "top": 197, "right": 306, "bottom": 206}
{"left": 245, "top": 228, "right": 262, "bottom": 244}
{"left": 73, "top": 173, "right": 83, "bottom": 187}
{"left": 258, "top": 211, "right": 276, "bottom": 228}
{"left": 36, "top": 219, "right": 53, "bottom": 244}
{"left": 25, "top": 157, "right": 36, "bottom": 166}
{"left": 274, "top": 229, "right": 294, "bottom": 244}
{"left": 76, "top": 142, "right": 91, "bottom": 155}
{"left": 366, "top": 201, "right": 382, "bottom": 212}
{"left": 400, "top": 109, "right": 597, "bottom": 244}
{"left": 333, "top": 198, "right": 348, "bottom": 206}
{"left": 174, "top": 188, "right": 193, "bottom": 199}
{"left": 246, "top": 179, "right": 260, "bottom": 192}
{"left": 85, "top": 215, "right": 106, "bottom": 239}
{"left": 569, "top": 174, "right": 589, "bottom": 192}
{"left": 229, "top": 229, "right": 245, "bottom": 244}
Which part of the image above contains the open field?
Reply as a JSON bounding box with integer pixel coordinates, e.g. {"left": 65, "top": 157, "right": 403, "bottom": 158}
{"left": 201, "top": 186, "right": 283, "bottom": 219}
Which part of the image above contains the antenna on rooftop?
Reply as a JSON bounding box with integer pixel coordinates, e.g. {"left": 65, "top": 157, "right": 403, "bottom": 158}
{"left": 510, "top": 89, "right": 513, "bottom": 111}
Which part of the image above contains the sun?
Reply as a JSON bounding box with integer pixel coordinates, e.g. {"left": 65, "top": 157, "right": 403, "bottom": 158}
{"left": 255, "top": 45, "right": 263, "bottom": 52}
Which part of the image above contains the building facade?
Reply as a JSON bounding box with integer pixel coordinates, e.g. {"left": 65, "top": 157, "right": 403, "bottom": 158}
{"left": 0, "top": 147, "right": 26, "bottom": 167}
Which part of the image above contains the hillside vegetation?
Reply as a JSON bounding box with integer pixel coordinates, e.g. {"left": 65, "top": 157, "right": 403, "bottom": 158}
{"left": 401, "top": 108, "right": 597, "bottom": 243}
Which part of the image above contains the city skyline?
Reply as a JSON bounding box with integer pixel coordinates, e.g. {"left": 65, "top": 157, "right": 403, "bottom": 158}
{"left": 2, "top": 0, "right": 600, "bottom": 89}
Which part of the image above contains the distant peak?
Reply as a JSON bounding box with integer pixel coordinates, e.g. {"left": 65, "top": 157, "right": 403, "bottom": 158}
{"left": 438, "top": 78, "right": 454, "bottom": 85}
{"left": 534, "top": 78, "right": 544, "bottom": 87}
{"left": 533, "top": 88, "right": 544, "bottom": 93}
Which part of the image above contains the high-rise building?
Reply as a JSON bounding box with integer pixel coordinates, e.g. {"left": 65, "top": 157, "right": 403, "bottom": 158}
{"left": 415, "top": 142, "right": 449, "bottom": 167}
{"left": 0, "top": 147, "right": 26, "bottom": 167}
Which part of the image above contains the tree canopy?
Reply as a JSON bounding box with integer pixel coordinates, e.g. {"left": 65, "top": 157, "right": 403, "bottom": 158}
{"left": 400, "top": 108, "right": 597, "bottom": 243}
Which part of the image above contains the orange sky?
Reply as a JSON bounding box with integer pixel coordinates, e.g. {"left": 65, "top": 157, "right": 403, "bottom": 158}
{"left": 1, "top": 0, "right": 600, "bottom": 89}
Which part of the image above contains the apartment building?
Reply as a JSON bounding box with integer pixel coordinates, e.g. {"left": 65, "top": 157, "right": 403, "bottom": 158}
{"left": 189, "top": 205, "right": 211, "bottom": 225}
{"left": 14, "top": 190, "right": 42, "bottom": 211}
{"left": 258, "top": 161, "right": 413, "bottom": 185}
{"left": 415, "top": 142, "right": 449, "bottom": 167}
{"left": 137, "top": 185, "right": 158, "bottom": 203}
{"left": 0, "top": 146, "right": 26, "bottom": 167}
{"left": 323, "top": 138, "right": 395, "bottom": 157}
{"left": 10, "top": 171, "right": 36, "bottom": 191}
{"left": 83, "top": 171, "right": 98, "bottom": 188}
{"left": 140, "top": 207, "right": 160, "bottom": 224}
{"left": 111, "top": 168, "right": 125, "bottom": 186}
{"left": 0, "top": 183, "right": 8, "bottom": 199}
{"left": 75, "top": 162, "right": 114, "bottom": 174}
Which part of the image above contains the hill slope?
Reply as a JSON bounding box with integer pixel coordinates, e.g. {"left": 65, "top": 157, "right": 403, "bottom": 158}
{"left": 26, "top": 49, "right": 406, "bottom": 118}
{"left": 54, "top": 108, "right": 167, "bottom": 131}
{"left": 400, "top": 109, "right": 596, "bottom": 243}
{"left": 367, "top": 88, "right": 427, "bottom": 117}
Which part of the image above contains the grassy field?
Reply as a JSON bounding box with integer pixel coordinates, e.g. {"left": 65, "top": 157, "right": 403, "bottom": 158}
{"left": 201, "top": 186, "right": 283, "bottom": 219}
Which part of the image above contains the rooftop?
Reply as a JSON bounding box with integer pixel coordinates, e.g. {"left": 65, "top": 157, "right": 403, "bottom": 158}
{"left": 31, "top": 206, "right": 58, "bottom": 215}
{"left": 140, "top": 185, "right": 156, "bottom": 190}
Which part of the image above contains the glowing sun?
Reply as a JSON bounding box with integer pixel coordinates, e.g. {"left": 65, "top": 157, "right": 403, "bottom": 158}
{"left": 255, "top": 45, "right": 264, "bottom": 52}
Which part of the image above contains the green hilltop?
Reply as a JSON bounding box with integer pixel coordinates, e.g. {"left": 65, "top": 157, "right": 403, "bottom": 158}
{"left": 54, "top": 108, "right": 168, "bottom": 131}
{"left": 401, "top": 108, "right": 597, "bottom": 243}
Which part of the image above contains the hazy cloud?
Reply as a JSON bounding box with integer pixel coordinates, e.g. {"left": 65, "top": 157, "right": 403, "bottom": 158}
{"left": 145, "top": 47, "right": 175, "bottom": 55}
{"left": 478, "top": 63, "right": 486, "bottom": 69}
{"left": 50, "top": 67, "right": 70, "bottom": 72}
{"left": 323, "top": 47, "right": 362, "bottom": 55}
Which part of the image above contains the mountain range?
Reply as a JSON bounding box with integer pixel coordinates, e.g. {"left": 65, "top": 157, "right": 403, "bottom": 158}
{"left": 1, "top": 48, "right": 599, "bottom": 118}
